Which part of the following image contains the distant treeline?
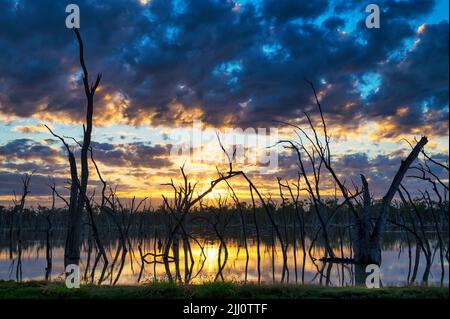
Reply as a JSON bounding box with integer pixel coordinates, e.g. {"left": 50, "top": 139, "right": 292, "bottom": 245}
{"left": 1, "top": 199, "right": 446, "bottom": 236}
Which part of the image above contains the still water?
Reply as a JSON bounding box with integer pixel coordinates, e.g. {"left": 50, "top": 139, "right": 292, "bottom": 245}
{"left": 0, "top": 233, "right": 447, "bottom": 286}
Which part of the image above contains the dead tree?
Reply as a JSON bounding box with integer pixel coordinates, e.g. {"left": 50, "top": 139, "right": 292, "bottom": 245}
{"left": 157, "top": 135, "right": 289, "bottom": 283}
{"left": 45, "top": 181, "right": 56, "bottom": 281}
{"left": 12, "top": 173, "right": 31, "bottom": 282}
{"left": 45, "top": 28, "right": 101, "bottom": 270}
{"left": 276, "top": 138, "right": 336, "bottom": 259}
{"left": 278, "top": 175, "right": 307, "bottom": 283}
{"left": 280, "top": 80, "right": 428, "bottom": 284}
{"left": 215, "top": 137, "right": 290, "bottom": 282}
{"left": 403, "top": 150, "right": 449, "bottom": 285}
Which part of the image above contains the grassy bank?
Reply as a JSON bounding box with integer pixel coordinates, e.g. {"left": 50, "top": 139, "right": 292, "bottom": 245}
{"left": 0, "top": 281, "right": 448, "bottom": 299}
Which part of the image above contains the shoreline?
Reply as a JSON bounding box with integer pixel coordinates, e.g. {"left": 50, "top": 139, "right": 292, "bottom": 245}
{"left": 0, "top": 281, "right": 448, "bottom": 299}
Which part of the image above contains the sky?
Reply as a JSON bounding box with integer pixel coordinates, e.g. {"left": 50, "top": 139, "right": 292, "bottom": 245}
{"left": 0, "top": 0, "right": 448, "bottom": 206}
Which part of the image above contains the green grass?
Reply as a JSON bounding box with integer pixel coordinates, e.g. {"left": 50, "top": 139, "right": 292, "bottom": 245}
{"left": 0, "top": 280, "right": 447, "bottom": 299}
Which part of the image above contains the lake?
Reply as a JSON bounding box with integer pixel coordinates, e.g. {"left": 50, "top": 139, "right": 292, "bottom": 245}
{"left": 0, "top": 231, "right": 447, "bottom": 286}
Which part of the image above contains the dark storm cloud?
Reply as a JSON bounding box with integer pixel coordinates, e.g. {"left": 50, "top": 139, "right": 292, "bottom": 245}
{"left": 0, "top": 139, "right": 69, "bottom": 180}
{"left": 334, "top": 0, "right": 436, "bottom": 17}
{"left": 90, "top": 141, "right": 172, "bottom": 168}
{"left": 0, "top": 138, "right": 60, "bottom": 162}
{"left": 365, "top": 22, "right": 449, "bottom": 137}
{"left": 0, "top": 138, "right": 173, "bottom": 179}
{"left": 0, "top": 0, "right": 149, "bottom": 121}
{"left": 0, "top": 0, "right": 447, "bottom": 135}
{"left": 0, "top": 171, "right": 68, "bottom": 196}
{"left": 0, "top": 137, "right": 174, "bottom": 200}
{"left": 262, "top": 0, "right": 329, "bottom": 23}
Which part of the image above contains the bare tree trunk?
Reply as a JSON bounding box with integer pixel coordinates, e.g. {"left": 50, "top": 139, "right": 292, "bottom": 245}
{"left": 47, "top": 29, "right": 101, "bottom": 270}
{"left": 64, "top": 152, "right": 81, "bottom": 267}
{"left": 9, "top": 211, "right": 14, "bottom": 260}
{"left": 410, "top": 243, "right": 420, "bottom": 284}
{"left": 350, "top": 138, "right": 428, "bottom": 285}
{"left": 14, "top": 174, "right": 31, "bottom": 283}
{"left": 366, "top": 137, "right": 428, "bottom": 265}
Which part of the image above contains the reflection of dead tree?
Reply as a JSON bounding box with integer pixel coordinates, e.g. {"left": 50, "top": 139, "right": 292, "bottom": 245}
{"left": 76, "top": 179, "right": 109, "bottom": 284}
{"left": 274, "top": 182, "right": 290, "bottom": 282}
{"left": 397, "top": 186, "right": 433, "bottom": 284}
{"left": 107, "top": 194, "right": 145, "bottom": 285}
{"left": 45, "top": 181, "right": 56, "bottom": 281}
{"left": 249, "top": 185, "right": 261, "bottom": 283}
{"left": 193, "top": 197, "right": 232, "bottom": 282}
{"left": 224, "top": 180, "right": 249, "bottom": 282}
{"left": 188, "top": 238, "right": 208, "bottom": 282}
{"left": 423, "top": 191, "right": 446, "bottom": 286}
{"left": 137, "top": 243, "right": 146, "bottom": 283}
{"left": 211, "top": 197, "right": 231, "bottom": 282}
{"left": 277, "top": 176, "right": 307, "bottom": 283}
{"left": 45, "top": 28, "right": 101, "bottom": 272}
{"left": 399, "top": 150, "right": 449, "bottom": 285}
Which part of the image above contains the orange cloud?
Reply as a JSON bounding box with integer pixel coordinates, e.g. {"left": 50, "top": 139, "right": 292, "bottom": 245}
{"left": 12, "top": 125, "right": 47, "bottom": 134}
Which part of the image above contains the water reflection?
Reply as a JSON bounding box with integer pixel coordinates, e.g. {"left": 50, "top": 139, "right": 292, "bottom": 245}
{"left": 1, "top": 232, "right": 447, "bottom": 286}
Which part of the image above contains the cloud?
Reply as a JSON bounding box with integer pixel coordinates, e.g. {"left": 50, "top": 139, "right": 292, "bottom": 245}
{"left": 0, "top": 138, "right": 174, "bottom": 200}
{"left": 262, "top": 0, "right": 329, "bottom": 23}
{"left": 0, "top": 137, "right": 173, "bottom": 178}
{"left": 0, "top": 171, "right": 67, "bottom": 196}
{"left": 11, "top": 124, "right": 47, "bottom": 133}
{"left": 90, "top": 141, "right": 173, "bottom": 168}
{"left": 0, "top": 0, "right": 448, "bottom": 205}
{"left": 0, "top": 138, "right": 61, "bottom": 163}
{"left": 364, "top": 22, "right": 449, "bottom": 138}
{"left": 0, "top": 0, "right": 445, "bottom": 138}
